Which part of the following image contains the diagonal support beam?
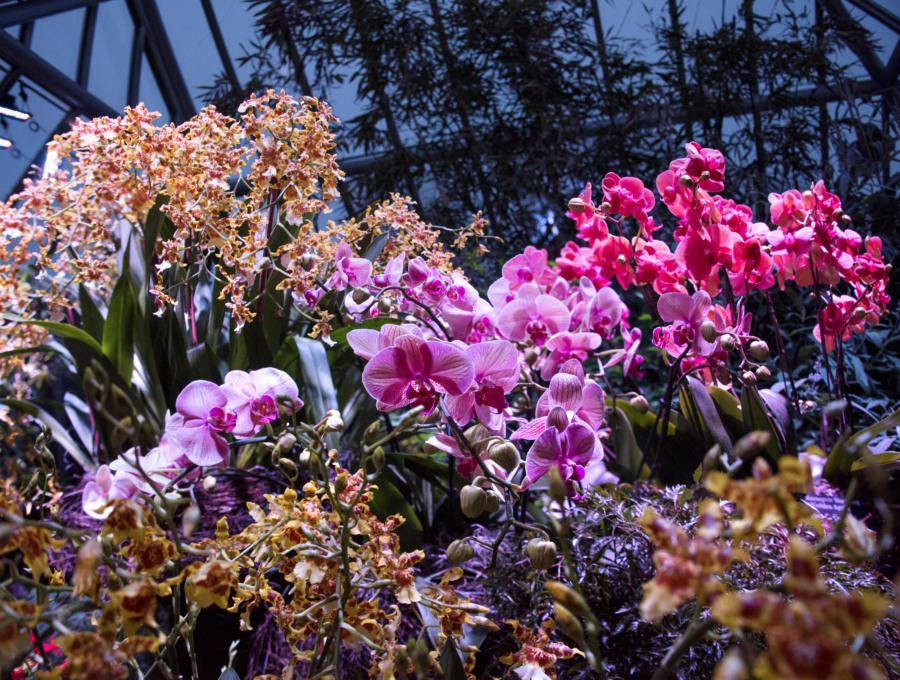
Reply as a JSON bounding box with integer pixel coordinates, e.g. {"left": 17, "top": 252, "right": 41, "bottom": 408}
{"left": 125, "top": 0, "right": 195, "bottom": 121}
{"left": 0, "top": 0, "right": 111, "bottom": 29}
{"left": 0, "top": 29, "right": 117, "bottom": 118}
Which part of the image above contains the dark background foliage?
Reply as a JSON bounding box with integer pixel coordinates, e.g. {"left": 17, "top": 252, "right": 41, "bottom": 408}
{"left": 204, "top": 0, "right": 899, "bottom": 281}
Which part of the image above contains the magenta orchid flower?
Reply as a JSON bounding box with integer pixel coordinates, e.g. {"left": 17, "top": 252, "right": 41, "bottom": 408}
{"left": 445, "top": 340, "right": 519, "bottom": 431}
{"left": 362, "top": 335, "right": 475, "bottom": 412}
{"left": 347, "top": 323, "right": 423, "bottom": 360}
{"left": 524, "top": 421, "right": 596, "bottom": 493}
{"left": 653, "top": 290, "right": 717, "bottom": 357}
{"left": 496, "top": 283, "right": 571, "bottom": 345}
{"left": 373, "top": 252, "right": 405, "bottom": 287}
{"left": 327, "top": 241, "right": 373, "bottom": 291}
{"left": 222, "top": 367, "right": 301, "bottom": 437}
{"left": 168, "top": 380, "right": 234, "bottom": 466}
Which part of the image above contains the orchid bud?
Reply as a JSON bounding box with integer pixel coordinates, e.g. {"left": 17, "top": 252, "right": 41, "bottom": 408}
{"left": 629, "top": 395, "right": 650, "bottom": 413}
{"left": 853, "top": 307, "right": 866, "bottom": 320}
{"left": 616, "top": 254, "right": 627, "bottom": 265}
{"left": 377, "top": 297, "right": 392, "bottom": 314}
{"left": 333, "top": 471, "right": 349, "bottom": 495}
{"left": 700, "top": 320, "right": 718, "bottom": 343}
{"left": 567, "top": 197, "right": 586, "bottom": 214}
{"left": 351, "top": 287, "right": 369, "bottom": 305}
{"left": 749, "top": 340, "right": 769, "bottom": 361}
{"left": 842, "top": 514, "right": 876, "bottom": 561}
{"left": 548, "top": 465, "right": 567, "bottom": 504}
{"left": 460, "top": 485, "right": 486, "bottom": 518}
{"left": 202, "top": 475, "right": 216, "bottom": 491}
{"left": 182, "top": 505, "right": 201, "bottom": 539}
{"left": 548, "top": 406, "right": 568, "bottom": 432}
{"left": 700, "top": 170, "right": 711, "bottom": 181}
{"left": 363, "top": 421, "right": 380, "bottom": 444}
{"left": 546, "top": 580, "right": 590, "bottom": 617}
{"left": 741, "top": 370, "right": 757, "bottom": 386}
{"left": 755, "top": 366, "right": 771, "bottom": 381}
{"left": 275, "top": 432, "right": 296, "bottom": 456}
{"left": 323, "top": 409, "right": 343, "bottom": 432}
{"left": 734, "top": 431, "right": 771, "bottom": 460}
{"left": 489, "top": 441, "right": 520, "bottom": 473}
{"left": 842, "top": 213, "right": 852, "bottom": 223}
{"left": 446, "top": 539, "right": 475, "bottom": 564}
{"left": 524, "top": 348, "right": 539, "bottom": 366}
{"left": 679, "top": 175, "right": 694, "bottom": 188}
{"left": 720, "top": 334, "right": 736, "bottom": 351}
{"left": 300, "top": 252, "right": 317, "bottom": 271}
{"left": 526, "top": 538, "right": 557, "bottom": 570}
{"left": 371, "top": 446, "right": 385, "bottom": 473}
{"left": 599, "top": 201, "right": 612, "bottom": 213}
{"left": 484, "top": 490, "right": 502, "bottom": 513}
{"left": 554, "top": 603, "right": 585, "bottom": 645}
{"left": 417, "top": 410, "right": 440, "bottom": 425}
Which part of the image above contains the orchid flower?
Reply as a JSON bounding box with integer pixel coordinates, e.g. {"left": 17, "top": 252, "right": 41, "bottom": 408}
{"left": 362, "top": 335, "right": 475, "bottom": 412}
{"left": 222, "top": 367, "right": 301, "bottom": 437}
{"left": 167, "top": 380, "right": 234, "bottom": 466}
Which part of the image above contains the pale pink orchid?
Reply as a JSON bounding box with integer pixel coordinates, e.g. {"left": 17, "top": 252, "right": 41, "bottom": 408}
{"left": 361, "top": 335, "right": 475, "bottom": 412}
{"left": 496, "top": 284, "right": 571, "bottom": 345}
{"left": 445, "top": 340, "right": 519, "bottom": 431}
{"left": 327, "top": 241, "right": 373, "bottom": 291}
{"left": 222, "top": 367, "right": 301, "bottom": 437}
{"left": 513, "top": 362, "right": 606, "bottom": 450}
{"left": 82, "top": 464, "right": 139, "bottom": 519}
{"left": 539, "top": 331, "right": 601, "bottom": 380}
{"left": 168, "top": 380, "right": 234, "bottom": 466}
{"left": 108, "top": 441, "right": 188, "bottom": 495}
{"left": 652, "top": 291, "right": 717, "bottom": 357}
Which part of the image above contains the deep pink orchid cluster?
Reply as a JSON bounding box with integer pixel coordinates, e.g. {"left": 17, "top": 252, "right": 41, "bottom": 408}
{"left": 83, "top": 368, "right": 300, "bottom": 518}
{"left": 317, "top": 141, "right": 889, "bottom": 497}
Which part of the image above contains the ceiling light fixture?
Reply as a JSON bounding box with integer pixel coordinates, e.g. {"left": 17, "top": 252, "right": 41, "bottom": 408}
{"left": 0, "top": 104, "right": 31, "bottom": 121}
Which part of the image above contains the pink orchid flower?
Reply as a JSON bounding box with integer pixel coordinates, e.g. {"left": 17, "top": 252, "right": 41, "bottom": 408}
{"left": 347, "top": 323, "right": 423, "bottom": 360}
{"left": 496, "top": 283, "right": 571, "bottom": 345}
{"left": 373, "top": 252, "right": 405, "bottom": 287}
{"left": 222, "top": 367, "right": 301, "bottom": 437}
{"left": 652, "top": 291, "right": 717, "bottom": 357}
{"left": 445, "top": 340, "right": 519, "bottom": 431}
{"left": 82, "top": 464, "right": 138, "bottom": 519}
{"left": 540, "top": 331, "right": 601, "bottom": 380}
{"left": 513, "top": 361, "right": 605, "bottom": 445}
{"left": 327, "top": 241, "right": 373, "bottom": 291}
{"left": 524, "top": 421, "right": 597, "bottom": 493}
{"left": 362, "top": 335, "right": 475, "bottom": 412}
{"left": 168, "top": 380, "right": 234, "bottom": 466}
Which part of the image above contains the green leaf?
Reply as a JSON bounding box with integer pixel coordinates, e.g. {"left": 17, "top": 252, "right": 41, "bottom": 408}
{"left": 824, "top": 408, "right": 900, "bottom": 482}
{"left": 101, "top": 255, "right": 136, "bottom": 382}
{"left": 295, "top": 337, "right": 339, "bottom": 449}
{"left": 330, "top": 317, "right": 403, "bottom": 347}
{"left": 707, "top": 386, "right": 745, "bottom": 440}
{"left": 1, "top": 399, "right": 95, "bottom": 471}
{"left": 0, "top": 345, "right": 56, "bottom": 360}
{"left": 679, "top": 376, "right": 733, "bottom": 454}
{"left": 607, "top": 407, "right": 649, "bottom": 481}
{"left": 739, "top": 386, "right": 782, "bottom": 459}
{"left": 850, "top": 451, "right": 900, "bottom": 471}
{"left": 368, "top": 479, "right": 423, "bottom": 551}
{"left": 439, "top": 638, "right": 468, "bottom": 680}
{"left": 3, "top": 315, "right": 104, "bottom": 356}
{"left": 78, "top": 284, "right": 105, "bottom": 342}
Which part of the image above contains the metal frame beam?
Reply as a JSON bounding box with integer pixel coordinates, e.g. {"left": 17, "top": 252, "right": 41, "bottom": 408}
{"left": 199, "top": 0, "right": 239, "bottom": 91}
{"left": 125, "top": 0, "right": 194, "bottom": 121}
{"left": 339, "top": 78, "right": 894, "bottom": 176}
{"left": 0, "top": 0, "right": 111, "bottom": 29}
{"left": 76, "top": 4, "right": 98, "bottom": 87}
{"left": 0, "top": 29, "right": 117, "bottom": 118}
{"left": 844, "top": 0, "right": 900, "bottom": 35}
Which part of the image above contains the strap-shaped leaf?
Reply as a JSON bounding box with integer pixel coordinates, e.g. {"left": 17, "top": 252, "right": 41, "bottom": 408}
{"left": 739, "top": 386, "right": 782, "bottom": 459}
{"left": 1, "top": 398, "right": 95, "bottom": 471}
{"left": 680, "top": 375, "right": 733, "bottom": 454}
